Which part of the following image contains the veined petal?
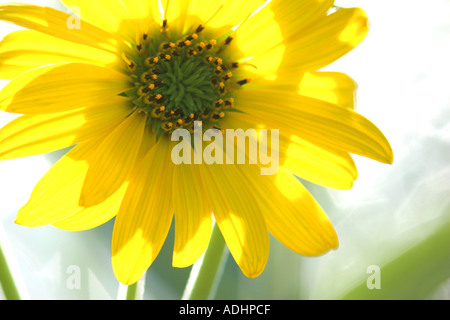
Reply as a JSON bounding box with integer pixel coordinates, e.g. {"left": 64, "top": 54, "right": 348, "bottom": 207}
{"left": 80, "top": 111, "right": 147, "bottom": 207}
{"left": 0, "top": 99, "right": 132, "bottom": 160}
{"left": 235, "top": 84, "right": 393, "bottom": 164}
{"left": 0, "top": 30, "right": 119, "bottom": 80}
{"left": 234, "top": 0, "right": 334, "bottom": 76}
{"left": 51, "top": 187, "right": 126, "bottom": 231}
{"left": 15, "top": 141, "right": 90, "bottom": 227}
{"left": 0, "top": 63, "right": 132, "bottom": 114}
{"left": 297, "top": 72, "right": 357, "bottom": 109}
{"left": 54, "top": 128, "right": 157, "bottom": 231}
{"left": 199, "top": 163, "right": 269, "bottom": 278}
{"left": 239, "top": 0, "right": 334, "bottom": 61}
{"left": 15, "top": 136, "right": 125, "bottom": 228}
{"left": 278, "top": 7, "right": 369, "bottom": 73}
{"left": 203, "top": 0, "right": 266, "bottom": 28}
{"left": 235, "top": 5, "right": 367, "bottom": 76}
{"left": 0, "top": 3, "right": 122, "bottom": 53}
{"left": 172, "top": 164, "right": 212, "bottom": 268}
{"left": 222, "top": 113, "right": 357, "bottom": 190}
{"left": 240, "top": 165, "right": 338, "bottom": 256}
{"left": 112, "top": 136, "right": 174, "bottom": 285}
{"left": 163, "top": 0, "right": 263, "bottom": 33}
{"left": 240, "top": 71, "right": 358, "bottom": 108}
{"left": 270, "top": 0, "right": 335, "bottom": 38}
{"left": 234, "top": 1, "right": 284, "bottom": 76}
{"left": 280, "top": 134, "right": 357, "bottom": 190}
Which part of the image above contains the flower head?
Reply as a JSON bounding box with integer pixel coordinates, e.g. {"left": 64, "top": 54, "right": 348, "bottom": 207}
{"left": 0, "top": 0, "right": 393, "bottom": 284}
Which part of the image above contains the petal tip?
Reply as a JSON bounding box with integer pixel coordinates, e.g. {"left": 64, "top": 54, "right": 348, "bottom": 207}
{"left": 14, "top": 215, "right": 37, "bottom": 227}
{"left": 242, "top": 265, "right": 265, "bottom": 279}
{"left": 172, "top": 260, "right": 193, "bottom": 269}
{"left": 112, "top": 258, "right": 142, "bottom": 286}
{"left": 14, "top": 217, "right": 25, "bottom": 226}
{"left": 387, "top": 151, "right": 394, "bottom": 165}
{"left": 379, "top": 147, "right": 394, "bottom": 165}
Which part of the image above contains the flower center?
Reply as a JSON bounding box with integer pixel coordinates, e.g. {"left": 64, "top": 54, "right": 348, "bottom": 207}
{"left": 121, "top": 20, "right": 251, "bottom": 137}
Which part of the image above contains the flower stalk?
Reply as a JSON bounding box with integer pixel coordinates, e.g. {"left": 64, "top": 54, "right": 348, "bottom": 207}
{"left": 117, "top": 271, "right": 146, "bottom": 300}
{"left": 182, "top": 221, "right": 228, "bottom": 300}
{"left": 0, "top": 231, "right": 21, "bottom": 300}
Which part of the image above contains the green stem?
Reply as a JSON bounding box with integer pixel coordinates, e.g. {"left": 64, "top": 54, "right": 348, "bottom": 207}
{"left": 182, "top": 221, "right": 228, "bottom": 300}
{"left": 0, "top": 233, "right": 21, "bottom": 300}
{"left": 118, "top": 272, "right": 146, "bottom": 300}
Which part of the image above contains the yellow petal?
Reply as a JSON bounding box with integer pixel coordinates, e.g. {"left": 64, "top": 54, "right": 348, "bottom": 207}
{"left": 271, "top": 0, "right": 334, "bottom": 39}
{"left": 0, "top": 62, "right": 132, "bottom": 114}
{"left": 112, "top": 137, "right": 174, "bottom": 285}
{"left": 223, "top": 113, "right": 357, "bottom": 189}
{"left": 54, "top": 128, "right": 157, "bottom": 231}
{"left": 297, "top": 72, "right": 357, "bottom": 109}
{"left": 16, "top": 136, "right": 124, "bottom": 228}
{"left": 235, "top": 84, "right": 393, "bottom": 164}
{"left": 0, "top": 3, "right": 121, "bottom": 53}
{"left": 205, "top": 0, "right": 267, "bottom": 28}
{"left": 163, "top": 0, "right": 263, "bottom": 33}
{"left": 234, "top": 0, "right": 333, "bottom": 76}
{"left": 172, "top": 164, "right": 212, "bottom": 268}
{"left": 234, "top": 1, "right": 285, "bottom": 77}
{"left": 199, "top": 163, "right": 269, "bottom": 278}
{"left": 278, "top": 7, "right": 369, "bottom": 73}
{"left": 62, "top": 0, "right": 160, "bottom": 41}
{"left": 240, "top": 165, "right": 339, "bottom": 255}
{"left": 80, "top": 111, "right": 147, "bottom": 207}
{"left": 235, "top": 5, "right": 368, "bottom": 76}
{"left": 0, "top": 99, "right": 132, "bottom": 160}
{"left": 15, "top": 142, "right": 90, "bottom": 227}
{"left": 125, "top": 0, "right": 160, "bottom": 20}
{"left": 0, "top": 30, "right": 119, "bottom": 80}
{"left": 281, "top": 135, "right": 357, "bottom": 190}
{"left": 52, "top": 188, "right": 126, "bottom": 231}
{"left": 267, "top": 71, "right": 357, "bottom": 110}
{"left": 221, "top": 113, "right": 357, "bottom": 189}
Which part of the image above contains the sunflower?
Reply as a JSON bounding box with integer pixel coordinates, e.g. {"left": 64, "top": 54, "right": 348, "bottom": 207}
{"left": 0, "top": 0, "right": 393, "bottom": 285}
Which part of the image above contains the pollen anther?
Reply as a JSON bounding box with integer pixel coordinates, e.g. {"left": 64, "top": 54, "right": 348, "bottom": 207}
{"left": 237, "top": 78, "right": 251, "bottom": 86}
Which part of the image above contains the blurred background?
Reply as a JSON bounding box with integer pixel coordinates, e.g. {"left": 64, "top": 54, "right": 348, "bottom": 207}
{"left": 0, "top": 0, "right": 449, "bottom": 299}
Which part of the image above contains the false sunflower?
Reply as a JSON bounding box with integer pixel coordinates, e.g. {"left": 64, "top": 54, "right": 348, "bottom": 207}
{"left": 0, "top": 0, "right": 392, "bottom": 285}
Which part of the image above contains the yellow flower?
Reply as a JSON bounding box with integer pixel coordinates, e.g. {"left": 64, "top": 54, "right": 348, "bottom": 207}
{"left": 0, "top": 0, "right": 393, "bottom": 285}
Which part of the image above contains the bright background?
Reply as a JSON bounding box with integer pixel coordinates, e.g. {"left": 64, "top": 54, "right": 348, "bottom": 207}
{"left": 0, "top": 0, "right": 449, "bottom": 299}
